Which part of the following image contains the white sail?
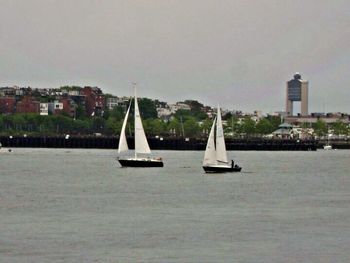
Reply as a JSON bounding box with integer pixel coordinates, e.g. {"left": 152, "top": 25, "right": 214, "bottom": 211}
{"left": 118, "top": 102, "right": 131, "bottom": 154}
{"left": 215, "top": 107, "right": 228, "bottom": 163}
{"left": 203, "top": 117, "right": 217, "bottom": 165}
{"left": 134, "top": 89, "right": 151, "bottom": 155}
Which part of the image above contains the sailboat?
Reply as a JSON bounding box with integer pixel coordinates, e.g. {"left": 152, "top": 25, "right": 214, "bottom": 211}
{"left": 202, "top": 106, "right": 241, "bottom": 173}
{"left": 323, "top": 134, "right": 333, "bottom": 150}
{"left": 117, "top": 86, "right": 163, "bottom": 167}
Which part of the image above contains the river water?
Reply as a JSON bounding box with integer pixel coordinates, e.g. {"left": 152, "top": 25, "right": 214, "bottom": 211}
{"left": 0, "top": 148, "right": 349, "bottom": 262}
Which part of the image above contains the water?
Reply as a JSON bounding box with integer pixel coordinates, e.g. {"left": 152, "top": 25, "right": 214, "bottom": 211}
{"left": 0, "top": 148, "right": 349, "bottom": 262}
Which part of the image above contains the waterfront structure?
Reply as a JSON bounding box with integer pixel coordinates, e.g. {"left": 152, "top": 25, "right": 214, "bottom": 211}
{"left": 286, "top": 73, "right": 308, "bottom": 116}
{"left": 285, "top": 115, "right": 350, "bottom": 125}
{"left": 272, "top": 123, "right": 294, "bottom": 139}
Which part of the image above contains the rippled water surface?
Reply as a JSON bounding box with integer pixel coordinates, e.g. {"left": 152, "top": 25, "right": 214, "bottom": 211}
{"left": 0, "top": 148, "right": 349, "bottom": 262}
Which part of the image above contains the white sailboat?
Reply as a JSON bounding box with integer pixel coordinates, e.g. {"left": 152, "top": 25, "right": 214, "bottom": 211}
{"left": 323, "top": 132, "right": 333, "bottom": 150}
{"left": 202, "top": 106, "right": 241, "bottom": 173}
{"left": 117, "top": 86, "right": 163, "bottom": 167}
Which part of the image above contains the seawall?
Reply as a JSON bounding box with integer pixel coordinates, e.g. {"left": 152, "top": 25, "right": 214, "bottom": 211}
{"left": 0, "top": 136, "right": 321, "bottom": 151}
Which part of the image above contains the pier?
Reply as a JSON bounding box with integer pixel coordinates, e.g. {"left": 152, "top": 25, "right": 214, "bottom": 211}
{"left": 0, "top": 136, "right": 323, "bottom": 151}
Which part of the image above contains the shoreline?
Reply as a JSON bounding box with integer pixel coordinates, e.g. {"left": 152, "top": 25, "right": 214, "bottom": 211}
{"left": 0, "top": 136, "right": 330, "bottom": 151}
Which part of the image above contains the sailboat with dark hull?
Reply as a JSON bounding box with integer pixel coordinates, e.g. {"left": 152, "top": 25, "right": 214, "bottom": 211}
{"left": 202, "top": 107, "right": 241, "bottom": 173}
{"left": 117, "top": 86, "right": 163, "bottom": 168}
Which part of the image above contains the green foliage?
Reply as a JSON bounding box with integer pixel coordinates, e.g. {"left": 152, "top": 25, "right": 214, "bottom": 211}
{"left": 138, "top": 98, "right": 157, "bottom": 119}
{"left": 331, "top": 120, "right": 349, "bottom": 135}
{"left": 183, "top": 117, "right": 200, "bottom": 137}
{"left": 313, "top": 119, "right": 328, "bottom": 137}
{"left": 75, "top": 105, "right": 87, "bottom": 120}
{"left": 241, "top": 117, "right": 256, "bottom": 136}
{"left": 0, "top": 113, "right": 93, "bottom": 135}
{"left": 144, "top": 119, "right": 166, "bottom": 136}
{"left": 201, "top": 119, "right": 214, "bottom": 135}
{"left": 167, "top": 118, "right": 182, "bottom": 136}
{"left": 174, "top": 109, "right": 192, "bottom": 120}
{"left": 256, "top": 118, "right": 273, "bottom": 135}
{"left": 267, "top": 115, "right": 282, "bottom": 131}
{"left": 109, "top": 106, "right": 125, "bottom": 121}
{"left": 60, "top": 85, "right": 82, "bottom": 91}
{"left": 105, "top": 117, "right": 122, "bottom": 135}
{"left": 91, "top": 117, "right": 105, "bottom": 133}
{"left": 174, "top": 108, "right": 207, "bottom": 121}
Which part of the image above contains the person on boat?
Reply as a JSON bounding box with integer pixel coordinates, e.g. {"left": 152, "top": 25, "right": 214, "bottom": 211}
{"left": 231, "top": 160, "right": 234, "bottom": 168}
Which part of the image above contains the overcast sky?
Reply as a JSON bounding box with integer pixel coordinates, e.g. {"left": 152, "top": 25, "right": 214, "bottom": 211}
{"left": 0, "top": 0, "right": 349, "bottom": 113}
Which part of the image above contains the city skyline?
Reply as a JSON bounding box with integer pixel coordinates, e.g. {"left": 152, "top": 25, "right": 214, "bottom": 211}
{"left": 0, "top": 0, "right": 349, "bottom": 113}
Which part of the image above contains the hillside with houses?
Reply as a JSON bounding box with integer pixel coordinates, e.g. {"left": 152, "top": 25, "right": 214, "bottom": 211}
{"left": 0, "top": 86, "right": 349, "bottom": 140}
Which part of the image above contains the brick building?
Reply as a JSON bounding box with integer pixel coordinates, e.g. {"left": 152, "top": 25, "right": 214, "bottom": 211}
{"left": 0, "top": 96, "right": 16, "bottom": 114}
{"left": 80, "top": 86, "right": 105, "bottom": 116}
{"left": 16, "top": 96, "right": 40, "bottom": 113}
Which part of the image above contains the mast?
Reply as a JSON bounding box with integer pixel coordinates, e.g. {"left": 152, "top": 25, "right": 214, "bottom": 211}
{"left": 134, "top": 83, "right": 137, "bottom": 159}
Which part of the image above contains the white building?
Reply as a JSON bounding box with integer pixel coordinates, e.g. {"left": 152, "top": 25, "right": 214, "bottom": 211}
{"left": 107, "top": 96, "right": 131, "bottom": 110}
{"left": 39, "top": 103, "right": 49, "bottom": 115}
{"left": 48, "top": 101, "right": 63, "bottom": 113}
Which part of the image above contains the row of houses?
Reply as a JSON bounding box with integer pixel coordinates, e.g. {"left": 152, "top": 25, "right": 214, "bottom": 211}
{"left": 0, "top": 86, "right": 220, "bottom": 119}
{"left": 0, "top": 86, "right": 107, "bottom": 117}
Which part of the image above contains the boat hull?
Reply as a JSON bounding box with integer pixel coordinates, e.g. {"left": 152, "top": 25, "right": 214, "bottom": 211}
{"left": 323, "top": 145, "right": 332, "bottom": 150}
{"left": 203, "top": 165, "right": 242, "bottom": 173}
{"left": 118, "top": 158, "right": 164, "bottom": 167}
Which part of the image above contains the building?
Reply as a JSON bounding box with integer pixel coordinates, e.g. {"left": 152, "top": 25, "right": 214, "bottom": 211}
{"left": 81, "top": 86, "right": 105, "bottom": 116}
{"left": 272, "top": 123, "right": 294, "bottom": 139}
{"left": 40, "top": 103, "right": 49, "bottom": 115}
{"left": 16, "top": 96, "right": 40, "bottom": 113}
{"left": 0, "top": 96, "right": 16, "bottom": 114}
{"left": 60, "top": 98, "right": 77, "bottom": 117}
{"left": 48, "top": 100, "right": 64, "bottom": 114}
{"left": 106, "top": 96, "right": 130, "bottom": 110}
{"left": 286, "top": 73, "right": 308, "bottom": 116}
{"left": 284, "top": 115, "right": 350, "bottom": 125}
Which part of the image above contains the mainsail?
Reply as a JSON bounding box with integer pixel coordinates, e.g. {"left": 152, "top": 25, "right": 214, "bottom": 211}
{"left": 134, "top": 89, "right": 151, "bottom": 156}
{"left": 215, "top": 107, "right": 228, "bottom": 163}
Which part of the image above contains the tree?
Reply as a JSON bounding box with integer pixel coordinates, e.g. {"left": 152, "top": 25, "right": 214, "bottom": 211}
{"left": 183, "top": 117, "right": 200, "bottom": 137}
{"left": 91, "top": 117, "right": 105, "bottom": 133}
{"left": 241, "top": 117, "right": 256, "bottom": 136}
{"left": 109, "top": 105, "right": 125, "bottom": 121}
{"left": 267, "top": 115, "right": 282, "bottom": 131}
{"left": 167, "top": 118, "right": 182, "bottom": 136}
{"left": 144, "top": 119, "right": 166, "bottom": 136}
{"left": 256, "top": 118, "right": 273, "bottom": 135}
{"left": 201, "top": 119, "right": 214, "bottom": 135}
{"left": 138, "top": 98, "right": 157, "bottom": 119}
{"left": 106, "top": 117, "right": 122, "bottom": 135}
{"left": 313, "top": 119, "right": 328, "bottom": 137}
{"left": 332, "top": 120, "right": 349, "bottom": 136}
{"left": 75, "top": 105, "right": 87, "bottom": 120}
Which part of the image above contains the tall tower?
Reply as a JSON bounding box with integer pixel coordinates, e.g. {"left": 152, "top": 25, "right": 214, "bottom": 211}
{"left": 286, "top": 73, "right": 308, "bottom": 116}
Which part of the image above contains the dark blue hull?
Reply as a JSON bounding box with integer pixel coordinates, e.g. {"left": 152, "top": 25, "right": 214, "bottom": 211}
{"left": 203, "top": 165, "right": 242, "bottom": 173}
{"left": 118, "top": 158, "right": 164, "bottom": 167}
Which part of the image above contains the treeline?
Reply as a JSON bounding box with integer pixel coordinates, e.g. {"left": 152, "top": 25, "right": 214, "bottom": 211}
{"left": 1, "top": 98, "right": 348, "bottom": 138}
{"left": 0, "top": 113, "right": 282, "bottom": 139}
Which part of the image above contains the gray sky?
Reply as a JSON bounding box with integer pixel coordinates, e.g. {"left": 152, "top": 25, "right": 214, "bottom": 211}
{"left": 0, "top": 0, "right": 349, "bottom": 113}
